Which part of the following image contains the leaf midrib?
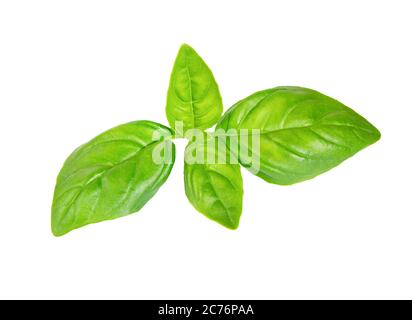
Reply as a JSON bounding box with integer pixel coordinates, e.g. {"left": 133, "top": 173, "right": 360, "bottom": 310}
{"left": 215, "top": 123, "right": 377, "bottom": 137}
{"left": 185, "top": 57, "right": 196, "bottom": 128}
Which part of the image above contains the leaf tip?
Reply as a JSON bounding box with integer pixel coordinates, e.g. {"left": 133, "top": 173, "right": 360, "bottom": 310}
{"left": 374, "top": 126, "right": 382, "bottom": 142}
{"left": 366, "top": 122, "right": 381, "bottom": 146}
{"left": 180, "top": 43, "right": 194, "bottom": 50}
{"left": 178, "top": 43, "right": 198, "bottom": 57}
{"left": 51, "top": 224, "right": 66, "bottom": 237}
{"left": 225, "top": 222, "right": 240, "bottom": 230}
{"left": 220, "top": 213, "right": 241, "bottom": 230}
{"left": 51, "top": 211, "right": 70, "bottom": 237}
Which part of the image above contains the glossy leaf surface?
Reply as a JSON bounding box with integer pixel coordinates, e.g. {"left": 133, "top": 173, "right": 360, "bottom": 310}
{"left": 166, "top": 44, "right": 223, "bottom": 133}
{"left": 184, "top": 136, "right": 243, "bottom": 229}
{"left": 216, "top": 86, "right": 381, "bottom": 185}
{"left": 52, "top": 120, "right": 175, "bottom": 236}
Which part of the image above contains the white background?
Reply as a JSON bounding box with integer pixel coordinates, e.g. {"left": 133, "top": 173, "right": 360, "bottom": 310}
{"left": 0, "top": 0, "right": 411, "bottom": 299}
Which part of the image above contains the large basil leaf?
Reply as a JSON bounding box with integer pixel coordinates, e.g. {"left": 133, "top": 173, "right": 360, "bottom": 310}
{"left": 216, "top": 86, "right": 381, "bottom": 185}
{"left": 51, "top": 120, "right": 175, "bottom": 236}
{"left": 184, "top": 137, "right": 243, "bottom": 229}
{"left": 166, "top": 44, "right": 223, "bottom": 133}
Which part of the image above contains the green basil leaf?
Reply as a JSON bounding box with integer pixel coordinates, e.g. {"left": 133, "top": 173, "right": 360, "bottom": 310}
{"left": 184, "top": 137, "right": 243, "bottom": 229}
{"left": 166, "top": 44, "right": 223, "bottom": 133}
{"left": 51, "top": 120, "right": 175, "bottom": 236}
{"left": 216, "top": 86, "right": 381, "bottom": 185}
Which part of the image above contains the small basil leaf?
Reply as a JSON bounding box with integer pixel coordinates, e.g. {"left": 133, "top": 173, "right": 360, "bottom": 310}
{"left": 51, "top": 120, "right": 175, "bottom": 236}
{"left": 216, "top": 86, "right": 381, "bottom": 185}
{"left": 166, "top": 44, "right": 223, "bottom": 133}
{"left": 184, "top": 137, "right": 243, "bottom": 229}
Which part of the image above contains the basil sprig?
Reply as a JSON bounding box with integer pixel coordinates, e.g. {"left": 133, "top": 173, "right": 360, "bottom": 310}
{"left": 51, "top": 45, "right": 380, "bottom": 235}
